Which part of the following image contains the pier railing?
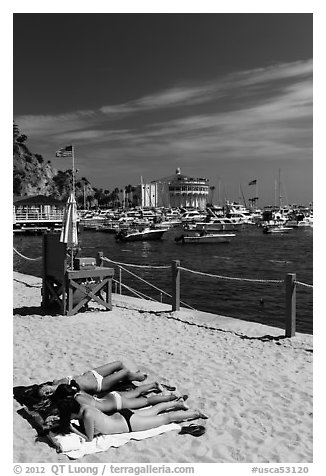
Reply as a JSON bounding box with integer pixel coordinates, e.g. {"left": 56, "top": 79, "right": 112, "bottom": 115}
{"left": 14, "top": 211, "right": 64, "bottom": 222}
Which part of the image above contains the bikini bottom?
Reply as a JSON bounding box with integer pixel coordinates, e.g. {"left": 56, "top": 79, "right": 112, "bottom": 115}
{"left": 119, "top": 408, "right": 134, "bottom": 432}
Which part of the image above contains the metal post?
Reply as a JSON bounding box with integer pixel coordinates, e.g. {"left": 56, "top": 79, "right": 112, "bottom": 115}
{"left": 172, "top": 260, "right": 180, "bottom": 311}
{"left": 285, "top": 273, "right": 296, "bottom": 337}
{"left": 96, "top": 251, "right": 104, "bottom": 267}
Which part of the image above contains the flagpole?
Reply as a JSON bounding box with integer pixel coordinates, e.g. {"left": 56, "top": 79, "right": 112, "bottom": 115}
{"left": 72, "top": 145, "right": 75, "bottom": 197}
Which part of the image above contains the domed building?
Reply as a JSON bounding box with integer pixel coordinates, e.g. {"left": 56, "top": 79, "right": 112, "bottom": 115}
{"left": 167, "top": 168, "right": 209, "bottom": 209}
{"left": 134, "top": 168, "right": 210, "bottom": 209}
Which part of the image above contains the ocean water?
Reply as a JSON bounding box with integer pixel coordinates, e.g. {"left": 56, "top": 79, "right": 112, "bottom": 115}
{"left": 13, "top": 226, "right": 313, "bottom": 334}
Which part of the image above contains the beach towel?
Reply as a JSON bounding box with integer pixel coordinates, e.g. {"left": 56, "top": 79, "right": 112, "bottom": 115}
{"left": 48, "top": 423, "right": 181, "bottom": 459}
{"left": 13, "top": 380, "right": 136, "bottom": 433}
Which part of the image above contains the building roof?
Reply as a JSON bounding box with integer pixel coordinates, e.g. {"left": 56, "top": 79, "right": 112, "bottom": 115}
{"left": 13, "top": 195, "right": 66, "bottom": 207}
{"left": 152, "top": 173, "right": 208, "bottom": 184}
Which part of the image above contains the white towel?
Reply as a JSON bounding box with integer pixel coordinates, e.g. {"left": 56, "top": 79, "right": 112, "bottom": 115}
{"left": 48, "top": 423, "right": 181, "bottom": 459}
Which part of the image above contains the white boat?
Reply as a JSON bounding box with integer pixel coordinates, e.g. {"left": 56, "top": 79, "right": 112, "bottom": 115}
{"left": 263, "top": 225, "right": 292, "bottom": 234}
{"left": 115, "top": 227, "right": 166, "bottom": 242}
{"left": 297, "top": 215, "right": 313, "bottom": 228}
{"left": 181, "top": 210, "right": 207, "bottom": 223}
{"left": 175, "top": 232, "right": 236, "bottom": 244}
{"left": 195, "top": 217, "right": 239, "bottom": 232}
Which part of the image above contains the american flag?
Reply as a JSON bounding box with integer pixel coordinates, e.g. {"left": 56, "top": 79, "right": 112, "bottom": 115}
{"left": 56, "top": 145, "right": 73, "bottom": 157}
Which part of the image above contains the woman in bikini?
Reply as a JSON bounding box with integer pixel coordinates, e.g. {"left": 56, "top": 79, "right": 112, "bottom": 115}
{"left": 55, "top": 384, "right": 207, "bottom": 442}
{"left": 38, "top": 361, "right": 148, "bottom": 398}
{"left": 53, "top": 380, "right": 183, "bottom": 415}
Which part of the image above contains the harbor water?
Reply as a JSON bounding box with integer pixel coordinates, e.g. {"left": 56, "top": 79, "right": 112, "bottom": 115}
{"left": 13, "top": 226, "right": 313, "bottom": 334}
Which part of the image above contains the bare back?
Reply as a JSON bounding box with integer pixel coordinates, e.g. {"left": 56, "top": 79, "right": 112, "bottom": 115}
{"left": 81, "top": 405, "right": 129, "bottom": 438}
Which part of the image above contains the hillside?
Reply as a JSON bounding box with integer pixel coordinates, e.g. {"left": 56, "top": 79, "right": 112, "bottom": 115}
{"left": 13, "top": 122, "right": 95, "bottom": 204}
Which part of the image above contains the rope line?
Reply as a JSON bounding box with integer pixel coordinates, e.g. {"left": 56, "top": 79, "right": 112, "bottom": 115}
{"left": 113, "top": 278, "right": 157, "bottom": 302}
{"left": 114, "top": 263, "right": 196, "bottom": 310}
{"left": 104, "top": 256, "right": 195, "bottom": 310}
{"left": 295, "top": 281, "right": 313, "bottom": 289}
{"left": 179, "top": 266, "right": 283, "bottom": 285}
{"left": 102, "top": 256, "right": 170, "bottom": 269}
{"left": 116, "top": 264, "right": 172, "bottom": 298}
{"left": 101, "top": 256, "right": 312, "bottom": 289}
{"left": 13, "top": 247, "right": 42, "bottom": 261}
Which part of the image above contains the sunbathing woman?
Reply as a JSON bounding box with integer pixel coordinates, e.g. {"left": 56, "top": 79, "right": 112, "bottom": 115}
{"left": 53, "top": 380, "right": 184, "bottom": 415}
{"left": 38, "top": 361, "right": 147, "bottom": 398}
{"left": 55, "top": 384, "right": 207, "bottom": 442}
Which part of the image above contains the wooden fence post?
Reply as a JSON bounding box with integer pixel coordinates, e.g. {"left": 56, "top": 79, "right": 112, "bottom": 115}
{"left": 172, "top": 260, "right": 180, "bottom": 311}
{"left": 285, "top": 273, "right": 296, "bottom": 337}
{"left": 119, "top": 267, "right": 122, "bottom": 295}
{"left": 96, "top": 251, "right": 104, "bottom": 267}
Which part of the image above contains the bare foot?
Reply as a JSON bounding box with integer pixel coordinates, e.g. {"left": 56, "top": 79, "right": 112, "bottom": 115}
{"left": 129, "top": 371, "right": 147, "bottom": 382}
{"left": 176, "top": 394, "right": 189, "bottom": 402}
{"left": 161, "top": 383, "right": 176, "bottom": 391}
{"left": 154, "top": 382, "right": 164, "bottom": 393}
{"left": 176, "top": 399, "right": 190, "bottom": 410}
{"left": 196, "top": 410, "right": 208, "bottom": 419}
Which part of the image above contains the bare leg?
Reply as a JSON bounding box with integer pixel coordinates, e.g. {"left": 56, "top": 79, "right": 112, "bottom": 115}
{"left": 127, "top": 370, "right": 148, "bottom": 382}
{"left": 93, "top": 361, "right": 126, "bottom": 376}
{"left": 131, "top": 409, "right": 206, "bottom": 432}
{"left": 100, "top": 369, "right": 147, "bottom": 393}
{"left": 133, "top": 399, "right": 188, "bottom": 416}
{"left": 120, "top": 393, "right": 178, "bottom": 411}
{"left": 121, "top": 382, "right": 161, "bottom": 398}
{"left": 100, "top": 369, "right": 133, "bottom": 392}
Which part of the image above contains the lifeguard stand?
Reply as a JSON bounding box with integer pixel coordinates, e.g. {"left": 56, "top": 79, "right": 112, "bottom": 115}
{"left": 41, "top": 233, "right": 114, "bottom": 315}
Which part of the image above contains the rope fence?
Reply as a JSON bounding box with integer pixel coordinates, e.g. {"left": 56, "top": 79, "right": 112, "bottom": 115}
{"left": 13, "top": 244, "right": 313, "bottom": 338}
{"left": 295, "top": 281, "right": 313, "bottom": 289}
{"left": 179, "top": 265, "right": 284, "bottom": 285}
{"left": 13, "top": 247, "right": 42, "bottom": 261}
{"left": 102, "top": 255, "right": 196, "bottom": 310}
{"left": 98, "top": 253, "right": 312, "bottom": 338}
{"left": 102, "top": 257, "right": 170, "bottom": 270}
{"left": 112, "top": 278, "right": 157, "bottom": 302}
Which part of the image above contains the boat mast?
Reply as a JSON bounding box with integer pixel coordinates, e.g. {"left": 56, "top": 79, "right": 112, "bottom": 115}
{"left": 279, "top": 168, "right": 282, "bottom": 208}
{"left": 240, "top": 184, "right": 247, "bottom": 209}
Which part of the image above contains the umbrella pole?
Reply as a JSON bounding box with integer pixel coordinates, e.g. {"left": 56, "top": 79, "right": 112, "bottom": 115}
{"left": 71, "top": 145, "right": 76, "bottom": 271}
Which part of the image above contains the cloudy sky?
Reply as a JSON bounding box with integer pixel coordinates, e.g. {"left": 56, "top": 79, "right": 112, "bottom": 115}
{"left": 13, "top": 13, "right": 313, "bottom": 206}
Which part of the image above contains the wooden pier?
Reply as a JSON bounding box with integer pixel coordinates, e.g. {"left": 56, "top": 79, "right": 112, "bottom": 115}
{"left": 13, "top": 195, "right": 65, "bottom": 234}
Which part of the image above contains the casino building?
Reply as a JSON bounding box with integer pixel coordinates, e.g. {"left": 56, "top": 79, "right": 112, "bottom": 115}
{"left": 136, "top": 168, "right": 210, "bottom": 209}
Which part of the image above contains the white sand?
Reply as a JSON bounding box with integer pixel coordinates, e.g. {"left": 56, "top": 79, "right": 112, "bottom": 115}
{"left": 13, "top": 271, "right": 313, "bottom": 463}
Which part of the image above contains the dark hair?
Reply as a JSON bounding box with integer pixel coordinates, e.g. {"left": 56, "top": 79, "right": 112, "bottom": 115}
{"left": 53, "top": 381, "right": 81, "bottom": 434}
{"left": 13, "top": 381, "right": 54, "bottom": 407}
{"left": 52, "top": 380, "right": 80, "bottom": 402}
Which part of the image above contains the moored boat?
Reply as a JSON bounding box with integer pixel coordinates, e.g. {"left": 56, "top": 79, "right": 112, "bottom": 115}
{"left": 115, "top": 227, "right": 166, "bottom": 242}
{"left": 263, "top": 225, "right": 292, "bottom": 234}
{"left": 175, "top": 232, "right": 236, "bottom": 244}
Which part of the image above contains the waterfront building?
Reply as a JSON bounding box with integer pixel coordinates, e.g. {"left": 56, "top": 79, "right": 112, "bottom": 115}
{"left": 167, "top": 168, "right": 209, "bottom": 209}
{"left": 135, "top": 168, "right": 210, "bottom": 209}
{"left": 13, "top": 195, "right": 65, "bottom": 233}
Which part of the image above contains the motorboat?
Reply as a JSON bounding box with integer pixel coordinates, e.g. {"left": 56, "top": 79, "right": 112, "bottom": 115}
{"left": 181, "top": 210, "right": 207, "bottom": 223}
{"left": 175, "top": 232, "right": 236, "bottom": 244}
{"left": 115, "top": 227, "right": 166, "bottom": 242}
{"left": 263, "top": 225, "right": 292, "bottom": 234}
{"left": 195, "top": 217, "right": 239, "bottom": 232}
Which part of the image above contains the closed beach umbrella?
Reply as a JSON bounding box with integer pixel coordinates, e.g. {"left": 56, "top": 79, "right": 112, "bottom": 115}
{"left": 60, "top": 192, "right": 78, "bottom": 248}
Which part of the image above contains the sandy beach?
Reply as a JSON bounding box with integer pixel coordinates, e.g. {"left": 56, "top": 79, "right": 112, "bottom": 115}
{"left": 13, "top": 271, "right": 313, "bottom": 464}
